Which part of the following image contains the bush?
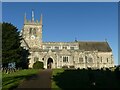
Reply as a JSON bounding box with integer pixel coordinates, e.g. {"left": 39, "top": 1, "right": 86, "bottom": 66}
{"left": 69, "top": 65, "right": 75, "bottom": 69}
{"left": 62, "top": 65, "right": 68, "bottom": 69}
{"left": 33, "top": 61, "right": 44, "bottom": 69}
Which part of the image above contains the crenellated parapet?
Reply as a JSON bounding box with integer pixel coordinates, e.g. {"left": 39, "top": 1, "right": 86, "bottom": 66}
{"left": 24, "top": 10, "right": 42, "bottom": 25}
{"left": 24, "top": 20, "right": 42, "bottom": 25}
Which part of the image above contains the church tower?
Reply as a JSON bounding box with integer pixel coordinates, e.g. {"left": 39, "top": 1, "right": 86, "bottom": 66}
{"left": 22, "top": 10, "right": 43, "bottom": 49}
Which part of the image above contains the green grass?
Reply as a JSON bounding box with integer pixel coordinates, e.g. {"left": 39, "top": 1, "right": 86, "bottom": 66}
{"left": 0, "top": 71, "right": 2, "bottom": 90}
{"left": 52, "top": 69, "right": 64, "bottom": 89}
{"left": 52, "top": 68, "right": 119, "bottom": 89}
{"left": 2, "top": 69, "right": 40, "bottom": 90}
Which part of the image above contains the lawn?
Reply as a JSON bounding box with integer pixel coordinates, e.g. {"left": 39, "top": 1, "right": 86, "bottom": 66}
{"left": 52, "top": 69, "right": 64, "bottom": 89}
{"left": 2, "top": 69, "right": 40, "bottom": 90}
{"left": 52, "top": 68, "right": 120, "bottom": 89}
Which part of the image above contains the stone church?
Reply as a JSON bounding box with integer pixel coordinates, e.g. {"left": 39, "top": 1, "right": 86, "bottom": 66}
{"left": 21, "top": 11, "right": 114, "bottom": 69}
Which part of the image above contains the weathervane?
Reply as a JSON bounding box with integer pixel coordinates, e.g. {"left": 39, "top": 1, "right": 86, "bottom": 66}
{"left": 75, "top": 37, "right": 77, "bottom": 42}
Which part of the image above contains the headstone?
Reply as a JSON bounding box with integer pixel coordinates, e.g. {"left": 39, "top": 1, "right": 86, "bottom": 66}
{"left": 8, "top": 62, "right": 16, "bottom": 69}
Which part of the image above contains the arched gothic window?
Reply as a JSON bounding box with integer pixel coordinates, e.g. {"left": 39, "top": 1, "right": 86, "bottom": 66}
{"left": 101, "top": 57, "right": 102, "bottom": 63}
{"left": 88, "top": 57, "right": 93, "bottom": 63}
{"left": 79, "top": 58, "right": 83, "bottom": 63}
{"left": 85, "top": 56, "right": 87, "bottom": 63}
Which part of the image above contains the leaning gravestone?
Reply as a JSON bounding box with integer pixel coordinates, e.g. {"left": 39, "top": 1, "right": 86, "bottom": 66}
{"left": 7, "top": 62, "right": 16, "bottom": 73}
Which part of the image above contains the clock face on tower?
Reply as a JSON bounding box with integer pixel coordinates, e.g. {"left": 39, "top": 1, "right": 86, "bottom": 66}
{"left": 31, "top": 35, "right": 35, "bottom": 39}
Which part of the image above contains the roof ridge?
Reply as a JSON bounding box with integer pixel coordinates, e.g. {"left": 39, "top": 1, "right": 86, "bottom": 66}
{"left": 43, "top": 41, "right": 106, "bottom": 43}
{"left": 77, "top": 41, "right": 106, "bottom": 42}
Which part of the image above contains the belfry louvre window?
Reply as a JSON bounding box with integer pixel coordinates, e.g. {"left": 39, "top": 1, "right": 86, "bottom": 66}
{"left": 63, "top": 56, "right": 68, "bottom": 62}
{"left": 33, "top": 28, "right": 37, "bottom": 36}
{"left": 29, "top": 28, "right": 32, "bottom": 34}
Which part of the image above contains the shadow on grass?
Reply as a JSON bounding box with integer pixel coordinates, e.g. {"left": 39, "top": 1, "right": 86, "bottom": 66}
{"left": 53, "top": 68, "right": 120, "bottom": 89}
{"left": 2, "top": 73, "right": 38, "bottom": 90}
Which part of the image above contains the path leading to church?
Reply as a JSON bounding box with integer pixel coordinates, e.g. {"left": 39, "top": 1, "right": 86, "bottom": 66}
{"left": 15, "top": 69, "right": 52, "bottom": 89}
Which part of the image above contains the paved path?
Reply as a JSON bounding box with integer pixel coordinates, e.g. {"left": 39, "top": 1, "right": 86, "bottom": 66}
{"left": 15, "top": 69, "right": 52, "bottom": 89}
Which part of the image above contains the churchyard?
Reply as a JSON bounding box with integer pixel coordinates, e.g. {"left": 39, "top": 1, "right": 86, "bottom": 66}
{"left": 2, "top": 69, "right": 40, "bottom": 90}
{"left": 1, "top": 65, "right": 120, "bottom": 90}
{"left": 1, "top": 20, "right": 119, "bottom": 89}
{"left": 52, "top": 66, "right": 120, "bottom": 89}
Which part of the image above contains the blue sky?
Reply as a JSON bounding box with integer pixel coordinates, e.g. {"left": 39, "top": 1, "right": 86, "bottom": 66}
{"left": 2, "top": 2, "right": 118, "bottom": 65}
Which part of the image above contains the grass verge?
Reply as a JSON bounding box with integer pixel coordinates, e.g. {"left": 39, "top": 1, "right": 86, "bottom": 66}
{"left": 52, "top": 69, "right": 64, "bottom": 89}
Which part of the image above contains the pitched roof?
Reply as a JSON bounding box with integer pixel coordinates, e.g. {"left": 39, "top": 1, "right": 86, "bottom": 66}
{"left": 78, "top": 41, "right": 112, "bottom": 52}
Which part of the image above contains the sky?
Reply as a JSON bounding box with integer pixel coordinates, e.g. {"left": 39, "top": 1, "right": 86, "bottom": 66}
{"left": 2, "top": 2, "right": 118, "bottom": 65}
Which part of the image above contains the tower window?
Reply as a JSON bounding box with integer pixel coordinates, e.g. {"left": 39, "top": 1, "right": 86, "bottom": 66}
{"left": 33, "top": 28, "right": 37, "bottom": 36}
{"left": 29, "top": 28, "right": 32, "bottom": 34}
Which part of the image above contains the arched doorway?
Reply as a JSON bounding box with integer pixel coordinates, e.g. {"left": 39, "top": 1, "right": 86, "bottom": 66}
{"left": 47, "top": 58, "right": 53, "bottom": 69}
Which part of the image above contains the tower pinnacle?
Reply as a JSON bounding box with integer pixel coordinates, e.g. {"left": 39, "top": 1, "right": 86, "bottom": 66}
{"left": 40, "top": 14, "right": 42, "bottom": 25}
{"left": 24, "top": 12, "right": 27, "bottom": 23}
{"left": 32, "top": 10, "right": 34, "bottom": 22}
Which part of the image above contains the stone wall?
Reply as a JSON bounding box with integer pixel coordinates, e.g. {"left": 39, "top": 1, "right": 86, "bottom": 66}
{"left": 28, "top": 49, "right": 114, "bottom": 69}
